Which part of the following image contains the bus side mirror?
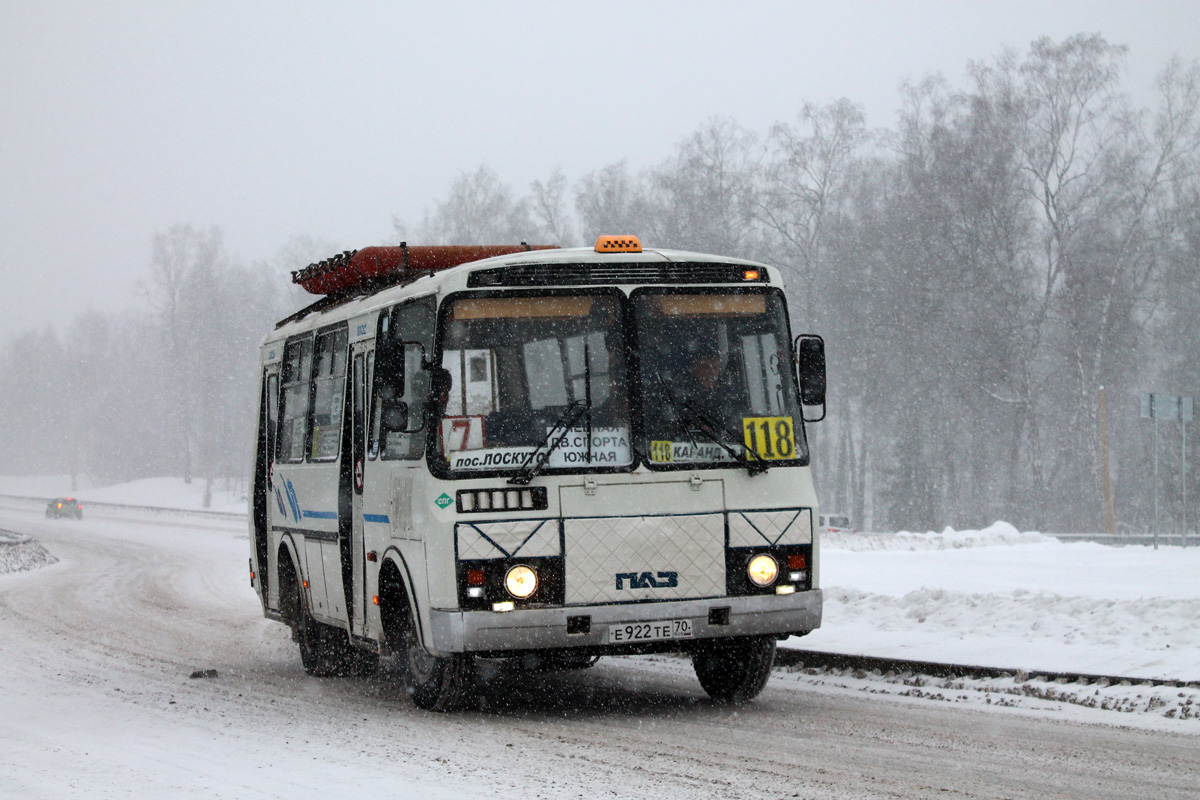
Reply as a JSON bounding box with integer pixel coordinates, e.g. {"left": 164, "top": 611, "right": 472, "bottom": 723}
{"left": 382, "top": 400, "right": 409, "bottom": 433}
{"left": 794, "top": 334, "right": 826, "bottom": 421}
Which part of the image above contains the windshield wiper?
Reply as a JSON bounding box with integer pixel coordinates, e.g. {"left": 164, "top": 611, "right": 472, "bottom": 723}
{"left": 655, "top": 373, "right": 768, "bottom": 476}
{"left": 508, "top": 400, "right": 588, "bottom": 485}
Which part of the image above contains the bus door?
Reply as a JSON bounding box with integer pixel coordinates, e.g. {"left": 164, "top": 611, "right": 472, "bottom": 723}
{"left": 346, "top": 343, "right": 370, "bottom": 636}
{"left": 362, "top": 298, "right": 437, "bottom": 622}
{"left": 276, "top": 326, "right": 350, "bottom": 623}
{"left": 253, "top": 363, "right": 280, "bottom": 608}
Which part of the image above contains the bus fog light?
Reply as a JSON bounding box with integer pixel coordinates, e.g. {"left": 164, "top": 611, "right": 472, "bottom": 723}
{"left": 467, "top": 587, "right": 484, "bottom": 599}
{"left": 789, "top": 570, "right": 805, "bottom": 583}
{"left": 747, "top": 554, "right": 778, "bottom": 587}
{"left": 492, "top": 601, "right": 515, "bottom": 612}
{"left": 775, "top": 585, "right": 796, "bottom": 595}
{"left": 505, "top": 565, "right": 538, "bottom": 599}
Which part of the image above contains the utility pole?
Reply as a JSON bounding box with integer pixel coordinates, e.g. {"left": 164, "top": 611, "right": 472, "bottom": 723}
{"left": 1182, "top": 397, "right": 1193, "bottom": 548}
{"left": 1099, "top": 387, "right": 1117, "bottom": 535}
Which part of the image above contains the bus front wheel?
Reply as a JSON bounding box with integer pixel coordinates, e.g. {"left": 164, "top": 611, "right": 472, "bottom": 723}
{"left": 691, "top": 635, "right": 776, "bottom": 703}
{"left": 394, "top": 608, "right": 474, "bottom": 712}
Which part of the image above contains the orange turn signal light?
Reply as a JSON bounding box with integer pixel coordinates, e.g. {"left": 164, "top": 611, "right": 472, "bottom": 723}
{"left": 788, "top": 554, "right": 807, "bottom": 570}
{"left": 372, "top": 595, "right": 380, "bottom": 606}
{"left": 595, "top": 235, "right": 642, "bottom": 253}
{"left": 466, "top": 568, "right": 486, "bottom": 586}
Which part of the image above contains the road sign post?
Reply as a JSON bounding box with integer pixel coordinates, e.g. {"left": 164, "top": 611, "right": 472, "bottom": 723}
{"left": 1141, "top": 392, "right": 1193, "bottom": 549}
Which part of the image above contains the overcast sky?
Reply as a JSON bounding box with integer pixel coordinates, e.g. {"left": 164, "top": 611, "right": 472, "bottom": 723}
{"left": 2, "top": 1, "right": 1198, "bottom": 341}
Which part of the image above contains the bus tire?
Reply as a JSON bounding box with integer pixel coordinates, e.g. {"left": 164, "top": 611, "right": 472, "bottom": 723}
{"left": 398, "top": 609, "right": 474, "bottom": 712}
{"left": 294, "top": 582, "right": 341, "bottom": 677}
{"left": 691, "top": 635, "right": 776, "bottom": 703}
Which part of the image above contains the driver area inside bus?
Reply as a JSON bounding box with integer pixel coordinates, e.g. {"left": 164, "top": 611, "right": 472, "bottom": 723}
{"left": 435, "top": 293, "right": 632, "bottom": 472}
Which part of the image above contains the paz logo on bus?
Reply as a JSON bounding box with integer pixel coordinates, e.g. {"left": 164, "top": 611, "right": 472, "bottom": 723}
{"left": 434, "top": 493, "right": 454, "bottom": 510}
{"left": 616, "top": 571, "right": 678, "bottom": 590}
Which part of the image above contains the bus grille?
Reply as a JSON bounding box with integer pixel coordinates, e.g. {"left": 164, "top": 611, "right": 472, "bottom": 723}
{"left": 562, "top": 513, "right": 726, "bottom": 605}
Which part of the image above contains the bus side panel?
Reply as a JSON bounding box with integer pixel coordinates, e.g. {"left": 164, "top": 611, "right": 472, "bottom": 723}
{"left": 303, "top": 537, "right": 328, "bottom": 613}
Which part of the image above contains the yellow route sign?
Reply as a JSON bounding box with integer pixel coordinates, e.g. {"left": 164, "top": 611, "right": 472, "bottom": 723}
{"left": 742, "top": 416, "right": 795, "bottom": 461}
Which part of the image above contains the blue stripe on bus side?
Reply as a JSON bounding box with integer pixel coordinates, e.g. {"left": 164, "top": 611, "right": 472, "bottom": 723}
{"left": 363, "top": 514, "right": 390, "bottom": 524}
{"left": 301, "top": 510, "right": 338, "bottom": 520}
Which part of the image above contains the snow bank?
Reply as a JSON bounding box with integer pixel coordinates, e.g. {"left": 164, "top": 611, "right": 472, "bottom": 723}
{"left": 797, "top": 521, "right": 1200, "bottom": 680}
{"left": 0, "top": 530, "right": 58, "bottom": 575}
{"left": 824, "top": 520, "right": 1052, "bottom": 551}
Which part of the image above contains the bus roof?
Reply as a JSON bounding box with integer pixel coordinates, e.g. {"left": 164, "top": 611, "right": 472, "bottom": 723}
{"left": 267, "top": 244, "right": 781, "bottom": 342}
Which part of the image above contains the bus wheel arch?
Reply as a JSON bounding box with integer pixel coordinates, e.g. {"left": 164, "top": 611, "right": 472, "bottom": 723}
{"left": 276, "top": 543, "right": 301, "bottom": 630}
{"left": 278, "top": 541, "right": 369, "bottom": 677}
{"left": 378, "top": 554, "right": 474, "bottom": 712}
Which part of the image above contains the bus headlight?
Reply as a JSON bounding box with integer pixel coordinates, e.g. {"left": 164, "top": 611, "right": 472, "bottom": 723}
{"left": 747, "top": 554, "right": 778, "bottom": 587}
{"left": 505, "top": 565, "right": 538, "bottom": 599}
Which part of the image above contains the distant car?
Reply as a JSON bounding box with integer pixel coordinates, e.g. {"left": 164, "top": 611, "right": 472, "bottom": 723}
{"left": 46, "top": 497, "right": 83, "bottom": 519}
{"left": 819, "top": 513, "right": 852, "bottom": 533}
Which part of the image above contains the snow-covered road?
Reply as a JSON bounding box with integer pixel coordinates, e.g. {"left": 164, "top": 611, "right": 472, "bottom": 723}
{"left": 1, "top": 498, "right": 1198, "bottom": 799}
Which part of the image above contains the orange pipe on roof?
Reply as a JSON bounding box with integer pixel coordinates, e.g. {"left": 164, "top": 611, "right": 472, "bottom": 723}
{"left": 294, "top": 244, "right": 559, "bottom": 295}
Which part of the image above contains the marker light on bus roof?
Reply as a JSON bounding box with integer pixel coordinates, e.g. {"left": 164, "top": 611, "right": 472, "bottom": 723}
{"left": 743, "top": 269, "right": 760, "bottom": 281}
{"left": 594, "top": 235, "right": 642, "bottom": 253}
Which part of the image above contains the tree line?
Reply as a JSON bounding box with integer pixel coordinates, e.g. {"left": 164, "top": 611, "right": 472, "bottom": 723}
{"left": 2, "top": 34, "right": 1197, "bottom": 530}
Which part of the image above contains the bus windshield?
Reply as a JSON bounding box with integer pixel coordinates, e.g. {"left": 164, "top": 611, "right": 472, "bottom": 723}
{"left": 436, "top": 292, "right": 632, "bottom": 475}
{"left": 633, "top": 289, "right": 807, "bottom": 468}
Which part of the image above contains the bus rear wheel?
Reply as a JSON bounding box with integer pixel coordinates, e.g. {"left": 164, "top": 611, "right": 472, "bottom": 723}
{"left": 691, "top": 635, "right": 776, "bottom": 703}
{"left": 292, "top": 581, "right": 377, "bottom": 677}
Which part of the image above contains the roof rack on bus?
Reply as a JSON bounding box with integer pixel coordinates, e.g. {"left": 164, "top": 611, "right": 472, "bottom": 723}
{"left": 291, "top": 243, "right": 559, "bottom": 296}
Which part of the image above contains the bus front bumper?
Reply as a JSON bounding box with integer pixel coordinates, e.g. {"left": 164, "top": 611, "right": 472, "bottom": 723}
{"left": 427, "top": 589, "right": 822, "bottom": 655}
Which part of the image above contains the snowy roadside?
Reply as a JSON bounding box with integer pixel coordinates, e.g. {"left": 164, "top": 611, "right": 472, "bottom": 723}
{"left": 0, "top": 529, "right": 58, "bottom": 574}
{"left": 790, "top": 522, "right": 1200, "bottom": 683}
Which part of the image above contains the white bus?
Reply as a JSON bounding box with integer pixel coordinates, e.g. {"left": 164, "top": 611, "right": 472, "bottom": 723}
{"left": 249, "top": 236, "right": 826, "bottom": 710}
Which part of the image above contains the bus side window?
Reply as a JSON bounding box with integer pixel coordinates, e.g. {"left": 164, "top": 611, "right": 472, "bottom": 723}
{"left": 277, "top": 336, "right": 313, "bottom": 463}
{"left": 366, "top": 350, "right": 378, "bottom": 460}
{"left": 373, "top": 297, "right": 436, "bottom": 460}
{"left": 266, "top": 373, "right": 279, "bottom": 463}
{"left": 309, "top": 326, "right": 349, "bottom": 461}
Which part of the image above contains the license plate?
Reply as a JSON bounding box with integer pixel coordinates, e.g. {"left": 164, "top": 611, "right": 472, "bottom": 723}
{"left": 606, "top": 618, "right": 694, "bottom": 644}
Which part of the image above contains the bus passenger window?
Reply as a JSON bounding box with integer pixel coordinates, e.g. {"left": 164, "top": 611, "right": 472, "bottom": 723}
{"left": 309, "top": 327, "right": 348, "bottom": 460}
{"left": 277, "top": 336, "right": 313, "bottom": 463}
